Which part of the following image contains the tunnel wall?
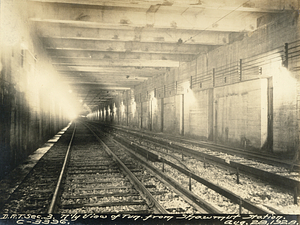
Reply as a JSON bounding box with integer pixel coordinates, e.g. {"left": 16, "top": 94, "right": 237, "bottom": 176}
{"left": 184, "top": 88, "right": 212, "bottom": 140}
{"left": 96, "top": 11, "right": 300, "bottom": 156}
{"left": 213, "top": 79, "right": 268, "bottom": 149}
{"left": 0, "top": 0, "right": 69, "bottom": 179}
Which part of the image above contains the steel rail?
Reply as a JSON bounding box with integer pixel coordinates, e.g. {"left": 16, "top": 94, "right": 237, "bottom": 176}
{"left": 88, "top": 123, "right": 221, "bottom": 213}
{"left": 110, "top": 124, "right": 298, "bottom": 170}
{"left": 106, "top": 125, "right": 300, "bottom": 191}
{"left": 110, "top": 133, "right": 277, "bottom": 214}
{"left": 150, "top": 137, "right": 300, "bottom": 192}
{"left": 48, "top": 123, "right": 76, "bottom": 214}
{"left": 110, "top": 136, "right": 221, "bottom": 214}
{"left": 84, "top": 123, "right": 168, "bottom": 214}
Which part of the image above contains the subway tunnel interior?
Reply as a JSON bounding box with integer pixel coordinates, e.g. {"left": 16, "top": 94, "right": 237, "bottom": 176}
{"left": 0, "top": 0, "right": 300, "bottom": 180}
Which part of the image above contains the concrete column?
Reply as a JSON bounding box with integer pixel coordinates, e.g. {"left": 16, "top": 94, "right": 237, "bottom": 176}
{"left": 161, "top": 98, "right": 164, "bottom": 132}
{"left": 208, "top": 88, "right": 214, "bottom": 141}
{"left": 150, "top": 99, "right": 153, "bottom": 131}
{"left": 141, "top": 101, "right": 143, "bottom": 129}
{"left": 126, "top": 92, "right": 129, "bottom": 126}
{"left": 213, "top": 98, "right": 218, "bottom": 143}
{"left": 260, "top": 78, "right": 269, "bottom": 148}
{"left": 181, "top": 94, "right": 184, "bottom": 135}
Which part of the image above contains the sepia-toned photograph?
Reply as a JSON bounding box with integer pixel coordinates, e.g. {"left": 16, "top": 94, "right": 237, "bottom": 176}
{"left": 0, "top": 0, "right": 299, "bottom": 224}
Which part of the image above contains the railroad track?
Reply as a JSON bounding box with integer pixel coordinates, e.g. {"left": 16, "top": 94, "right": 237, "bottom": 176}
{"left": 53, "top": 125, "right": 162, "bottom": 214}
{"left": 0, "top": 128, "right": 73, "bottom": 213}
{"left": 103, "top": 124, "right": 299, "bottom": 171}
{"left": 87, "top": 123, "right": 280, "bottom": 214}
{"left": 1, "top": 121, "right": 298, "bottom": 214}
{"left": 99, "top": 123, "right": 300, "bottom": 192}
{"left": 0, "top": 122, "right": 216, "bottom": 214}
{"left": 89, "top": 122, "right": 299, "bottom": 213}
{"left": 86, "top": 123, "right": 223, "bottom": 214}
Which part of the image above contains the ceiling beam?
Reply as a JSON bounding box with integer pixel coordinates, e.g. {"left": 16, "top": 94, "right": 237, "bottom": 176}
{"left": 28, "top": 0, "right": 295, "bottom": 13}
{"left": 76, "top": 94, "right": 122, "bottom": 99}
{"left": 28, "top": 0, "right": 276, "bottom": 32}
{"left": 69, "top": 83, "right": 132, "bottom": 90}
{"left": 76, "top": 96, "right": 120, "bottom": 101}
{"left": 56, "top": 66, "right": 166, "bottom": 77}
{"left": 66, "top": 81, "right": 140, "bottom": 86}
{"left": 65, "top": 77, "right": 148, "bottom": 83}
{"left": 80, "top": 99, "right": 117, "bottom": 103}
{"left": 46, "top": 47, "right": 202, "bottom": 55}
{"left": 38, "top": 26, "right": 231, "bottom": 46}
{"left": 64, "top": 76, "right": 149, "bottom": 81}
{"left": 58, "top": 71, "right": 155, "bottom": 77}
{"left": 76, "top": 90, "right": 121, "bottom": 95}
{"left": 43, "top": 38, "right": 207, "bottom": 54}
{"left": 51, "top": 58, "right": 180, "bottom": 67}
{"left": 48, "top": 50, "right": 196, "bottom": 62}
{"left": 59, "top": 71, "right": 158, "bottom": 79}
{"left": 30, "top": 16, "right": 256, "bottom": 33}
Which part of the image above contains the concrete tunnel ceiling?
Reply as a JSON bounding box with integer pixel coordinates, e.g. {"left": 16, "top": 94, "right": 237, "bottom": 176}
{"left": 27, "top": 0, "right": 298, "bottom": 113}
